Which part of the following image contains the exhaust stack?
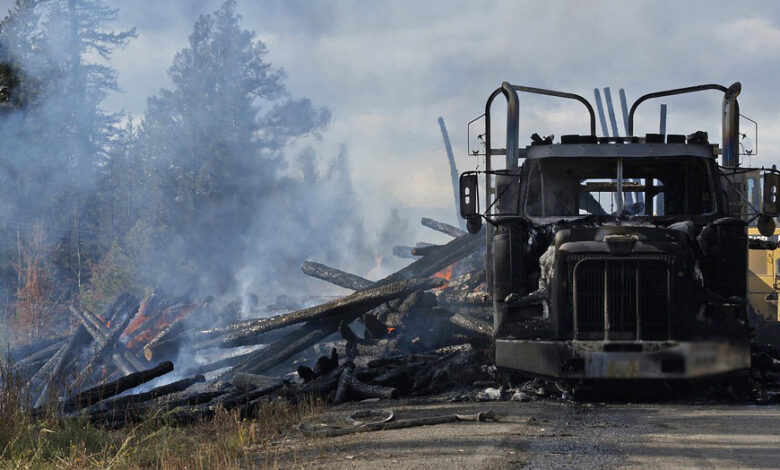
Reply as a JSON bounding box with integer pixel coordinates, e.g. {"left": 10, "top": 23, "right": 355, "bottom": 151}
{"left": 722, "top": 82, "right": 741, "bottom": 168}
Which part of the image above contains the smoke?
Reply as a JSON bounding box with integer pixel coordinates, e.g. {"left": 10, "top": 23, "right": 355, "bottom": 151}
{"left": 0, "top": 0, "right": 379, "bottom": 352}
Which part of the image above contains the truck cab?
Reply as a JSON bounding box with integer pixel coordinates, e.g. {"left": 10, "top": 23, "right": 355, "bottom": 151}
{"left": 460, "top": 82, "right": 778, "bottom": 380}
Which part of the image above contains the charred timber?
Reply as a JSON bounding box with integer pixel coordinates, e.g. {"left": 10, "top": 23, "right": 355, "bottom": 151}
{"left": 381, "top": 229, "right": 484, "bottom": 284}
{"left": 334, "top": 366, "right": 354, "bottom": 404}
{"left": 232, "top": 372, "right": 281, "bottom": 392}
{"left": 9, "top": 336, "right": 67, "bottom": 363}
{"left": 301, "top": 261, "right": 374, "bottom": 291}
{"left": 450, "top": 312, "right": 494, "bottom": 345}
{"left": 81, "top": 295, "right": 141, "bottom": 385}
{"left": 411, "top": 244, "right": 445, "bottom": 256}
{"left": 202, "top": 277, "right": 444, "bottom": 349}
{"left": 392, "top": 246, "right": 419, "bottom": 259}
{"left": 68, "top": 306, "right": 141, "bottom": 374}
{"left": 141, "top": 298, "right": 206, "bottom": 361}
{"left": 348, "top": 380, "right": 399, "bottom": 400}
{"left": 232, "top": 316, "right": 343, "bottom": 376}
{"left": 95, "top": 375, "right": 205, "bottom": 411}
{"left": 179, "top": 351, "right": 255, "bottom": 377}
{"left": 421, "top": 217, "right": 467, "bottom": 238}
{"left": 32, "top": 325, "right": 93, "bottom": 407}
{"left": 60, "top": 361, "right": 174, "bottom": 413}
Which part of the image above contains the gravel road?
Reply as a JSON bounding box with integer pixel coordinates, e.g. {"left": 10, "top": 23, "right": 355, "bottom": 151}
{"left": 267, "top": 399, "right": 780, "bottom": 469}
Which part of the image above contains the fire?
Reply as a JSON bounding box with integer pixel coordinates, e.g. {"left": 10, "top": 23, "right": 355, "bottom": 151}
{"left": 432, "top": 264, "right": 454, "bottom": 290}
{"left": 387, "top": 327, "right": 396, "bottom": 334}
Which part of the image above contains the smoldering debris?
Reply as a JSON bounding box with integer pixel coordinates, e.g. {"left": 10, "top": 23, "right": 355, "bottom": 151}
{"left": 3, "top": 217, "right": 502, "bottom": 426}
{"left": 11, "top": 214, "right": 780, "bottom": 429}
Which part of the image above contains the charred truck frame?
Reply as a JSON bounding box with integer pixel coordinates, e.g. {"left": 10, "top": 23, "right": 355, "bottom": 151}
{"left": 460, "top": 82, "right": 780, "bottom": 380}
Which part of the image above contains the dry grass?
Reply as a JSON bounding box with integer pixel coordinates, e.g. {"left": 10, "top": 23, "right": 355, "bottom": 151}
{"left": 0, "top": 358, "right": 322, "bottom": 469}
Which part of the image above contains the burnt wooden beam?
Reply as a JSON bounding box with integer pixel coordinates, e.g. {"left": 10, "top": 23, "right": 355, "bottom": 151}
{"left": 59, "top": 361, "right": 174, "bottom": 413}
{"left": 411, "top": 244, "right": 444, "bottom": 256}
{"left": 31, "top": 294, "right": 137, "bottom": 405}
{"left": 95, "top": 374, "right": 205, "bottom": 411}
{"left": 421, "top": 217, "right": 467, "bottom": 238}
{"left": 450, "top": 312, "right": 493, "bottom": 346}
{"left": 68, "top": 306, "right": 141, "bottom": 374}
{"left": 141, "top": 297, "right": 208, "bottom": 362}
{"left": 301, "top": 261, "right": 374, "bottom": 291}
{"left": 199, "top": 277, "right": 444, "bottom": 349}
{"left": 81, "top": 295, "right": 141, "bottom": 385}
{"left": 392, "top": 246, "right": 419, "bottom": 259}
{"left": 380, "top": 229, "right": 484, "bottom": 284}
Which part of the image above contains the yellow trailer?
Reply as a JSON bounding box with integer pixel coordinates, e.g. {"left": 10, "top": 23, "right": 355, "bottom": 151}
{"left": 748, "top": 226, "right": 780, "bottom": 321}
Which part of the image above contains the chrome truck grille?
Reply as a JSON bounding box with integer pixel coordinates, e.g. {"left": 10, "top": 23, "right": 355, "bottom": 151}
{"left": 568, "top": 255, "right": 673, "bottom": 341}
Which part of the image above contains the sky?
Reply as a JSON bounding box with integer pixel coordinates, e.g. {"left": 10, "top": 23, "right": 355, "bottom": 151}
{"left": 2, "top": 0, "right": 780, "bottom": 240}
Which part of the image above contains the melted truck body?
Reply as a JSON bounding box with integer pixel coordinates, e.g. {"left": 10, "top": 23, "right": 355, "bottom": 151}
{"left": 461, "top": 82, "right": 762, "bottom": 380}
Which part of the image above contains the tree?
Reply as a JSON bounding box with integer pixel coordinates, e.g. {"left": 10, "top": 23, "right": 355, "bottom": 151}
{"left": 0, "top": 0, "right": 135, "bottom": 334}
{"left": 138, "top": 0, "right": 336, "bottom": 293}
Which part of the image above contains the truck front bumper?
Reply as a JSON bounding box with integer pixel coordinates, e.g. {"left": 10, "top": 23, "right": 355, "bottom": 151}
{"left": 495, "top": 339, "right": 751, "bottom": 379}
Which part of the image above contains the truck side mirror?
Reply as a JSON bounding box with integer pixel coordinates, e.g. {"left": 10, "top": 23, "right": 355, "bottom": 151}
{"left": 459, "top": 173, "right": 482, "bottom": 234}
{"left": 763, "top": 173, "right": 780, "bottom": 216}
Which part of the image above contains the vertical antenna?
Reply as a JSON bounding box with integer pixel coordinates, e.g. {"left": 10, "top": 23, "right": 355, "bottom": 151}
{"left": 604, "top": 87, "right": 620, "bottom": 137}
{"left": 593, "top": 89, "right": 610, "bottom": 138}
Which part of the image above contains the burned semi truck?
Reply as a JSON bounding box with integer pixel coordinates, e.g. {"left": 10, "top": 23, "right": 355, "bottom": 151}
{"left": 460, "top": 82, "right": 780, "bottom": 380}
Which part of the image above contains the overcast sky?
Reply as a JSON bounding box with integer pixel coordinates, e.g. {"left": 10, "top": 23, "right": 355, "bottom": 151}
{"left": 3, "top": 0, "right": 780, "bottom": 237}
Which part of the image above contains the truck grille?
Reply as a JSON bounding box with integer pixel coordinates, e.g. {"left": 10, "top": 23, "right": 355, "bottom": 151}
{"left": 569, "top": 255, "right": 672, "bottom": 340}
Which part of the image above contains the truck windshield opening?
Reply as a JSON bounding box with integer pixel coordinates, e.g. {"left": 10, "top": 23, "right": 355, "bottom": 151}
{"left": 523, "top": 157, "right": 715, "bottom": 217}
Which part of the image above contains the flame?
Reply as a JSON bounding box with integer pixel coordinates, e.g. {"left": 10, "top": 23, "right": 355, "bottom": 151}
{"left": 365, "top": 255, "right": 386, "bottom": 280}
{"left": 387, "top": 327, "right": 396, "bottom": 334}
{"left": 432, "top": 264, "right": 454, "bottom": 290}
{"left": 125, "top": 302, "right": 195, "bottom": 349}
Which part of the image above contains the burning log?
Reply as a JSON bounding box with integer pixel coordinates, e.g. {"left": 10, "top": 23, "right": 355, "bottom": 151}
{"left": 381, "top": 229, "right": 484, "bottom": 284}
{"left": 141, "top": 297, "right": 213, "bottom": 362}
{"left": 121, "top": 289, "right": 165, "bottom": 341}
{"left": 59, "top": 361, "right": 174, "bottom": 413}
{"left": 301, "top": 261, "right": 374, "bottom": 291}
{"left": 421, "top": 217, "right": 467, "bottom": 238}
{"left": 201, "top": 277, "right": 444, "bottom": 349}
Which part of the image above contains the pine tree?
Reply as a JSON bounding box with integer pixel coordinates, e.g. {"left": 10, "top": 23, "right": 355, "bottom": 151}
{"left": 138, "top": 0, "right": 332, "bottom": 292}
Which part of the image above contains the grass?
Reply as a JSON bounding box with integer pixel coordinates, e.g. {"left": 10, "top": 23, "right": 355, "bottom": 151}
{"left": 0, "top": 358, "right": 322, "bottom": 469}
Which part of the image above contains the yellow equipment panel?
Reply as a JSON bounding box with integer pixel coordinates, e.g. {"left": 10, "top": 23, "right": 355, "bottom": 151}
{"left": 747, "top": 227, "right": 780, "bottom": 321}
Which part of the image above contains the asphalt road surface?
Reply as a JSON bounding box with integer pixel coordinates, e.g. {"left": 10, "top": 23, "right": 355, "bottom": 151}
{"left": 270, "top": 399, "right": 780, "bottom": 469}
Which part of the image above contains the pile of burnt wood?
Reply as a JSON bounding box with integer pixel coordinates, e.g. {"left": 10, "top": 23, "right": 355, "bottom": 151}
{"left": 5, "top": 218, "right": 499, "bottom": 426}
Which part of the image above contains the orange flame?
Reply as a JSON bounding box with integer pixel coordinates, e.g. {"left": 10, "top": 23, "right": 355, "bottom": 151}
{"left": 432, "top": 265, "right": 454, "bottom": 290}
{"left": 387, "top": 327, "right": 396, "bottom": 334}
